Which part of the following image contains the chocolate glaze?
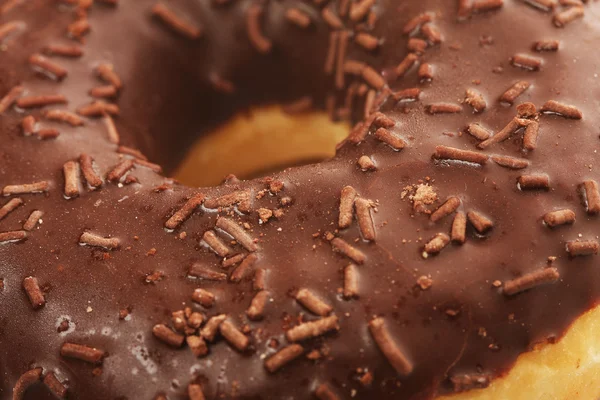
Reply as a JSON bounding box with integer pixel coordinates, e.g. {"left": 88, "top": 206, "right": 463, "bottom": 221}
{"left": 1, "top": 0, "right": 600, "bottom": 399}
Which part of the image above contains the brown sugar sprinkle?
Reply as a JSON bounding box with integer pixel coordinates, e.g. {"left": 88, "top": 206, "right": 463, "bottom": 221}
{"left": 265, "top": 344, "right": 304, "bottom": 373}
{"left": 421, "top": 23, "right": 442, "bottom": 44}
{"left": 408, "top": 38, "right": 428, "bottom": 54}
{"left": 80, "top": 153, "right": 103, "bottom": 188}
{"left": 285, "top": 8, "right": 311, "bottom": 28}
{"left": 375, "top": 128, "right": 406, "bottom": 150}
{"left": 451, "top": 211, "right": 467, "bottom": 244}
{"left": 402, "top": 12, "right": 433, "bottom": 35}
{"left": 187, "top": 336, "right": 208, "bottom": 358}
{"left": 543, "top": 209, "right": 575, "bottom": 227}
{"left": 36, "top": 128, "right": 60, "bottom": 140}
{"left": 285, "top": 315, "right": 340, "bottom": 342}
{"left": 431, "top": 197, "right": 460, "bottom": 222}
{"left": 467, "top": 123, "right": 491, "bottom": 141}
{"left": 230, "top": 252, "right": 258, "bottom": 282}
{"left": 0, "top": 21, "right": 24, "bottom": 43}
{"left": 355, "top": 198, "right": 376, "bottom": 240}
{"left": 368, "top": 317, "right": 413, "bottom": 376}
{"left": 202, "top": 230, "right": 230, "bottom": 257}
{"left": 61, "top": 343, "right": 105, "bottom": 364}
{"left": 188, "top": 263, "right": 227, "bottom": 281}
{"left": 349, "top": 0, "right": 376, "bottom": 22}
{"left": 77, "top": 101, "right": 119, "bottom": 117}
{"left": 44, "top": 44, "right": 84, "bottom": 57}
{"left": 22, "top": 116, "right": 36, "bottom": 136}
{"left": 521, "top": 0, "right": 557, "bottom": 11}
{"left": 205, "top": 190, "right": 252, "bottom": 212}
{"left": 12, "top": 368, "right": 42, "bottom": 400}
{"left": 467, "top": 210, "right": 494, "bottom": 233}
{"left": 511, "top": 54, "right": 543, "bottom": 71}
{"left": 296, "top": 288, "right": 333, "bottom": 316}
{"left": 222, "top": 253, "right": 245, "bottom": 269}
{"left": 151, "top": 3, "right": 202, "bottom": 39}
{"left": 63, "top": 161, "right": 81, "bottom": 198}
{"left": 424, "top": 233, "right": 450, "bottom": 255}
{"left": 433, "top": 145, "right": 488, "bottom": 165}
{"left": 208, "top": 73, "right": 236, "bottom": 94}
{"left": 253, "top": 268, "right": 266, "bottom": 291}
{"left": 117, "top": 145, "right": 148, "bottom": 160}
{"left": 473, "top": 0, "right": 504, "bottom": 12}
{"left": 516, "top": 102, "right": 537, "bottom": 119}
{"left": 331, "top": 237, "right": 366, "bottom": 264}
{"left": 43, "top": 109, "right": 83, "bottom": 126}
{"left": 134, "top": 159, "right": 161, "bottom": 173}
{"left": 344, "top": 264, "right": 359, "bottom": 299}
{"left": 29, "top": 54, "right": 68, "bottom": 80}
{"left": 491, "top": 155, "right": 530, "bottom": 170}
{"left": 219, "top": 320, "right": 249, "bottom": 351}
{"left": 335, "top": 32, "right": 350, "bottom": 89}
{"left": 553, "top": 6, "right": 584, "bottom": 27}
{"left": 16, "top": 94, "right": 67, "bottom": 109}
{"left": 450, "top": 373, "right": 491, "bottom": 391}
{"left": 395, "top": 53, "right": 418, "bottom": 77}
{"left": 246, "top": 3, "right": 272, "bottom": 54}
{"left": 96, "top": 63, "right": 122, "bottom": 89}
{"left": 464, "top": 89, "right": 486, "bottom": 113}
{"left": 533, "top": 40, "right": 559, "bottom": 52}
{"left": 566, "top": 240, "right": 599, "bottom": 256}
{"left": 499, "top": 81, "right": 530, "bottom": 105}
{"left": 315, "top": 383, "right": 340, "bottom": 400}
{"left": 0, "top": 197, "right": 23, "bottom": 221}
{"left": 216, "top": 217, "right": 258, "bottom": 252}
{"left": 324, "top": 32, "right": 339, "bottom": 75}
{"left": 246, "top": 290, "right": 269, "bottom": 320}
{"left": 418, "top": 63, "right": 434, "bottom": 81}
{"left": 355, "top": 32, "right": 380, "bottom": 51}
{"left": 478, "top": 118, "right": 523, "bottom": 149}
{"left": 427, "top": 103, "right": 462, "bottom": 114}
{"left": 164, "top": 193, "right": 205, "bottom": 230}
{"left": 79, "top": 232, "right": 120, "bottom": 250}
{"left": 192, "top": 288, "right": 215, "bottom": 308}
{"left": 540, "top": 100, "right": 582, "bottom": 119}
{"left": 90, "top": 85, "right": 117, "bottom": 99}
{"left": 503, "top": 267, "right": 559, "bottom": 296}
{"left": 187, "top": 384, "right": 206, "bottom": 400}
{"left": 67, "top": 18, "right": 90, "bottom": 39}
{"left": 362, "top": 66, "right": 386, "bottom": 90}
{"left": 518, "top": 174, "right": 550, "bottom": 190}
{"left": 22, "top": 276, "right": 45, "bottom": 310}
{"left": 322, "top": 7, "right": 343, "bottom": 29}
{"left": 43, "top": 372, "right": 67, "bottom": 399}
{"left": 338, "top": 185, "right": 357, "bottom": 229}
{"left": 107, "top": 159, "right": 134, "bottom": 182}
{"left": 522, "top": 120, "right": 540, "bottom": 151}
{"left": 358, "top": 155, "right": 377, "bottom": 171}
{"left": 0, "top": 230, "right": 27, "bottom": 243}
{"left": 454, "top": 0, "right": 481, "bottom": 17}
{"left": 392, "top": 87, "right": 421, "bottom": 102}
{"left": 23, "top": 211, "right": 43, "bottom": 231}
{"left": 152, "top": 324, "right": 184, "bottom": 348}
{"left": 3, "top": 181, "right": 49, "bottom": 196}
{"left": 581, "top": 180, "right": 600, "bottom": 214}
{"left": 200, "top": 314, "right": 227, "bottom": 342}
{"left": 0, "top": 85, "right": 24, "bottom": 114}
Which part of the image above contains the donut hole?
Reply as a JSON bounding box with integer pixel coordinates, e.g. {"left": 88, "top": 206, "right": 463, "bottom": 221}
{"left": 174, "top": 105, "right": 349, "bottom": 187}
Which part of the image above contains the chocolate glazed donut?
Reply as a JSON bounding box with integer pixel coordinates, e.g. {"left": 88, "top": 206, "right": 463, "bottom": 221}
{"left": 1, "top": 0, "right": 600, "bottom": 399}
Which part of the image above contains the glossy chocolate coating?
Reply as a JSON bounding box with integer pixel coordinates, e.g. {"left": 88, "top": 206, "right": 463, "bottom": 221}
{"left": 1, "top": 0, "right": 600, "bottom": 399}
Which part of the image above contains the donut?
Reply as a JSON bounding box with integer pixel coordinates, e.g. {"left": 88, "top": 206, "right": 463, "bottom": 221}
{"left": 1, "top": 0, "right": 599, "bottom": 399}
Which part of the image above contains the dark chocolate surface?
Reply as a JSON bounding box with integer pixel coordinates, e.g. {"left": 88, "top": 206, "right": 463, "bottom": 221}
{"left": 1, "top": 0, "right": 600, "bottom": 399}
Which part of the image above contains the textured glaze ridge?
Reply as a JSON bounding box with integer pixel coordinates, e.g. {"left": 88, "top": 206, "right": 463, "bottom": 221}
{"left": 1, "top": 0, "right": 600, "bottom": 399}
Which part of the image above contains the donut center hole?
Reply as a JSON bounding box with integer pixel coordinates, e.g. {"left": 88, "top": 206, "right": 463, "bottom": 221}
{"left": 174, "top": 106, "right": 350, "bottom": 187}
